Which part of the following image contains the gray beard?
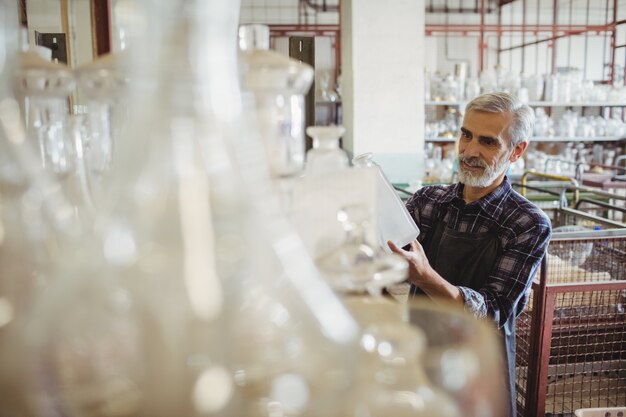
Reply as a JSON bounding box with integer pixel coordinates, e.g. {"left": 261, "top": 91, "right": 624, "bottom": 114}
{"left": 457, "top": 152, "right": 511, "bottom": 188}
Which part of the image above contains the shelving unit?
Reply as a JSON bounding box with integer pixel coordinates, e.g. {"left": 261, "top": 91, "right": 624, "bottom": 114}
{"left": 425, "top": 100, "right": 626, "bottom": 144}
{"left": 426, "top": 101, "right": 626, "bottom": 108}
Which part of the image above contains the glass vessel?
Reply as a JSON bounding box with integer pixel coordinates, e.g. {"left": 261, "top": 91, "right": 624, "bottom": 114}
{"left": 344, "top": 322, "right": 462, "bottom": 417}
{"left": 408, "top": 300, "right": 508, "bottom": 417}
{"left": 238, "top": 24, "right": 313, "bottom": 179}
{"left": 352, "top": 152, "right": 419, "bottom": 251}
{"left": 316, "top": 204, "right": 408, "bottom": 296}
{"left": 304, "top": 125, "right": 349, "bottom": 175}
{"left": 21, "top": 2, "right": 359, "bottom": 417}
{"left": 341, "top": 299, "right": 461, "bottom": 417}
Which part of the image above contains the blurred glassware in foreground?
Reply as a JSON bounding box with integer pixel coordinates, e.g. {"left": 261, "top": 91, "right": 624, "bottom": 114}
{"left": 75, "top": 50, "right": 130, "bottom": 202}
{"left": 305, "top": 124, "right": 349, "bottom": 175}
{"left": 238, "top": 23, "right": 313, "bottom": 180}
{"left": 15, "top": 45, "right": 75, "bottom": 177}
{"left": 17, "top": 2, "right": 359, "bottom": 417}
{"left": 316, "top": 204, "right": 408, "bottom": 296}
{"left": 408, "top": 301, "right": 508, "bottom": 417}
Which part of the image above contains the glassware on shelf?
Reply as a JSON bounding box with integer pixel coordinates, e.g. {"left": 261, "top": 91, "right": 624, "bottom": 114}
{"left": 464, "top": 77, "right": 480, "bottom": 101}
{"left": 526, "top": 73, "right": 544, "bottom": 101}
{"left": 304, "top": 125, "right": 349, "bottom": 175}
{"left": 441, "top": 75, "right": 458, "bottom": 101}
{"left": 453, "top": 62, "right": 468, "bottom": 101}
{"left": 239, "top": 23, "right": 313, "bottom": 179}
{"left": 423, "top": 142, "right": 443, "bottom": 183}
{"left": 555, "top": 109, "right": 578, "bottom": 138}
{"left": 318, "top": 70, "right": 340, "bottom": 103}
{"left": 544, "top": 73, "right": 559, "bottom": 102}
{"left": 479, "top": 68, "right": 497, "bottom": 94}
{"left": 316, "top": 204, "right": 408, "bottom": 296}
{"left": 352, "top": 152, "right": 419, "bottom": 251}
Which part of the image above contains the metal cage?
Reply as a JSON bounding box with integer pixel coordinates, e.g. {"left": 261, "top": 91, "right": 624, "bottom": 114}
{"left": 516, "top": 224, "right": 626, "bottom": 417}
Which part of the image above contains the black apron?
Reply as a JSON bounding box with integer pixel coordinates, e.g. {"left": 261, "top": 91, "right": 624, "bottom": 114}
{"left": 409, "top": 213, "right": 517, "bottom": 417}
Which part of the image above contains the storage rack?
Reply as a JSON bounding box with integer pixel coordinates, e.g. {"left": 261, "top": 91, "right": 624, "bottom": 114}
{"left": 515, "top": 226, "right": 626, "bottom": 417}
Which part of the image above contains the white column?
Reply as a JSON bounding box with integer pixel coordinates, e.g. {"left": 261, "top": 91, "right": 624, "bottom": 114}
{"left": 341, "top": 0, "right": 424, "bottom": 184}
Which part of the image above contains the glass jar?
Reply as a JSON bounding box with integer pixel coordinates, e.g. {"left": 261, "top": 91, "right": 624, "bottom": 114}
{"left": 304, "top": 125, "right": 349, "bottom": 175}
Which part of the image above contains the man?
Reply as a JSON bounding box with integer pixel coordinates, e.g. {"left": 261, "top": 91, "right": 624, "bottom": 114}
{"left": 388, "top": 92, "right": 552, "bottom": 417}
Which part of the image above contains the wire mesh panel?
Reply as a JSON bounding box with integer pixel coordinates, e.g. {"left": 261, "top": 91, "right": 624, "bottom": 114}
{"left": 516, "top": 229, "right": 626, "bottom": 417}
{"left": 516, "top": 296, "right": 535, "bottom": 417}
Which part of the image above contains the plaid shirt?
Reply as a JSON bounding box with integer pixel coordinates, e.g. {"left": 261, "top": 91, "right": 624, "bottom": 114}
{"left": 405, "top": 177, "right": 552, "bottom": 328}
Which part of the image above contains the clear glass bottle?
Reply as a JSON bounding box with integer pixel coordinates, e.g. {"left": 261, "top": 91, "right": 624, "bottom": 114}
{"left": 304, "top": 125, "right": 349, "bottom": 175}
{"left": 352, "top": 152, "right": 419, "bottom": 251}
{"left": 22, "top": 2, "right": 358, "bottom": 417}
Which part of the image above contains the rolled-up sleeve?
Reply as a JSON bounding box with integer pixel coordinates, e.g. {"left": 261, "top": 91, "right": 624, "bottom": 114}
{"left": 458, "top": 219, "right": 552, "bottom": 328}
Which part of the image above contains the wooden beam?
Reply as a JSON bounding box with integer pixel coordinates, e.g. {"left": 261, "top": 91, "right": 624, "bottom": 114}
{"left": 90, "top": 0, "right": 111, "bottom": 57}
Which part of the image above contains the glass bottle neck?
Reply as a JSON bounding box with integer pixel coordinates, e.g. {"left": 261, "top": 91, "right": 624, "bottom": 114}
{"left": 313, "top": 137, "right": 340, "bottom": 150}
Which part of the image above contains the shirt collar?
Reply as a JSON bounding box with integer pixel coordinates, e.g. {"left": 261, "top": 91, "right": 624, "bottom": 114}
{"left": 448, "top": 177, "right": 513, "bottom": 217}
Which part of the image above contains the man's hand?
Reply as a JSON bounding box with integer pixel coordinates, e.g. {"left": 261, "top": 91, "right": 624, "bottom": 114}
{"left": 387, "top": 240, "right": 432, "bottom": 286}
{"left": 387, "top": 239, "right": 463, "bottom": 304}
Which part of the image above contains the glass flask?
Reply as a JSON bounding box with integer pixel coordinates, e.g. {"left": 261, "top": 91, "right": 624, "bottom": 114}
{"left": 316, "top": 204, "right": 408, "bottom": 296}
{"left": 304, "top": 125, "right": 349, "bottom": 175}
{"left": 408, "top": 300, "right": 508, "bottom": 417}
{"left": 22, "top": 1, "right": 359, "bottom": 417}
{"left": 352, "top": 152, "right": 419, "bottom": 251}
{"left": 238, "top": 24, "right": 313, "bottom": 179}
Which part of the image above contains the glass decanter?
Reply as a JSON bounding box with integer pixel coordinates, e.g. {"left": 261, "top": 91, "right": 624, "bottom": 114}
{"left": 352, "top": 152, "right": 419, "bottom": 251}
{"left": 316, "top": 204, "right": 408, "bottom": 296}
{"left": 304, "top": 125, "right": 349, "bottom": 175}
